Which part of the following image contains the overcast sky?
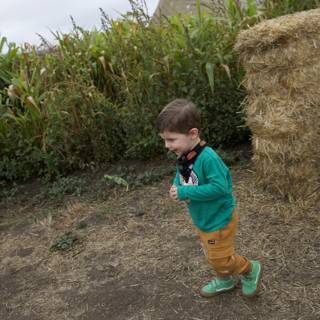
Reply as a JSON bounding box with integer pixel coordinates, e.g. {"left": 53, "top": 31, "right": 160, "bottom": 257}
{"left": 0, "top": 0, "right": 158, "bottom": 47}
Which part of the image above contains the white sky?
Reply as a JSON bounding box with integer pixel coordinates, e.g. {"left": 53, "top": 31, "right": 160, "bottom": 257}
{"left": 0, "top": 0, "right": 158, "bottom": 47}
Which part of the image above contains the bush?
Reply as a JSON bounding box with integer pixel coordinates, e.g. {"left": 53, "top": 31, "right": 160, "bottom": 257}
{"left": 1, "top": 0, "right": 318, "bottom": 181}
{"left": 262, "top": 0, "right": 320, "bottom": 18}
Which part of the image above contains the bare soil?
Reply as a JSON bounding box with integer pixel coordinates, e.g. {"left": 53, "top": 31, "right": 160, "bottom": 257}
{"left": 0, "top": 163, "right": 319, "bottom": 320}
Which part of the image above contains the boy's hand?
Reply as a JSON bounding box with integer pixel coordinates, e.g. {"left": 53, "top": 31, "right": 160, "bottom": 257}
{"left": 169, "top": 185, "right": 178, "bottom": 201}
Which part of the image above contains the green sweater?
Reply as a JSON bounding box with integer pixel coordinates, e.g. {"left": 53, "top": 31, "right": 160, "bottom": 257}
{"left": 174, "top": 146, "right": 236, "bottom": 232}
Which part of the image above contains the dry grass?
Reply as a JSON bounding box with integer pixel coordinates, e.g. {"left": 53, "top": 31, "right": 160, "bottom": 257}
{"left": 1, "top": 164, "right": 319, "bottom": 319}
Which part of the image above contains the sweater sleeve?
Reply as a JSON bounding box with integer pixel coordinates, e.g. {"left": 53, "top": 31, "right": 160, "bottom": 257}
{"left": 176, "top": 155, "right": 231, "bottom": 202}
{"left": 173, "top": 169, "right": 181, "bottom": 186}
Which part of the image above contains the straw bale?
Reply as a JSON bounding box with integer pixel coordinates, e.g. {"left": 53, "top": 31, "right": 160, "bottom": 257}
{"left": 254, "top": 155, "right": 318, "bottom": 199}
{"left": 244, "top": 62, "right": 320, "bottom": 96}
{"left": 254, "top": 156, "right": 317, "bottom": 181}
{"left": 245, "top": 98, "right": 319, "bottom": 137}
{"left": 252, "top": 134, "right": 319, "bottom": 161}
{"left": 241, "top": 38, "right": 320, "bottom": 74}
{"left": 247, "top": 112, "right": 301, "bottom": 138}
{"left": 245, "top": 96, "right": 319, "bottom": 115}
{"left": 235, "top": 9, "right": 320, "bottom": 199}
{"left": 250, "top": 116, "right": 320, "bottom": 198}
{"left": 249, "top": 110, "right": 320, "bottom": 199}
{"left": 234, "top": 9, "right": 320, "bottom": 56}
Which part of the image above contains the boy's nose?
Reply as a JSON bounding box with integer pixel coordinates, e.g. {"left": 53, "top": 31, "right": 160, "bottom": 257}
{"left": 165, "top": 141, "right": 170, "bottom": 149}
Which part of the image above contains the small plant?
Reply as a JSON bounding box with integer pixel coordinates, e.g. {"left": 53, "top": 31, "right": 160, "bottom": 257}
{"left": 47, "top": 176, "right": 86, "bottom": 199}
{"left": 104, "top": 175, "right": 129, "bottom": 191}
{"left": 131, "top": 167, "right": 175, "bottom": 187}
{"left": 0, "top": 183, "right": 18, "bottom": 202}
{"left": 50, "top": 231, "right": 78, "bottom": 252}
{"left": 103, "top": 166, "right": 174, "bottom": 191}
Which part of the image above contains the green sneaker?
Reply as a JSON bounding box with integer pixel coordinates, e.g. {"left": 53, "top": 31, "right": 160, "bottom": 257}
{"left": 200, "top": 277, "right": 237, "bottom": 297}
{"left": 240, "top": 260, "right": 262, "bottom": 297}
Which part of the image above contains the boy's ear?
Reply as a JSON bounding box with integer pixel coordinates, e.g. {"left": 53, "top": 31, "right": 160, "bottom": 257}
{"left": 189, "top": 128, "right": 199, "bottom": 138}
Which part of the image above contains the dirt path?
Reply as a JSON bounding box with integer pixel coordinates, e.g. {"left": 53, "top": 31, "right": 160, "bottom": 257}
{"left": 0, "top": 165, "right": 319, "bottom": 320}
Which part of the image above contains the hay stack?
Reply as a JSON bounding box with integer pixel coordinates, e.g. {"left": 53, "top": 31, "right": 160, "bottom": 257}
{"left": 235, "top": 9, "right": 320, "bottom": 200}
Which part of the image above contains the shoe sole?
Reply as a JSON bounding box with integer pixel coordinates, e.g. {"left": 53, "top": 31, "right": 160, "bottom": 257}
{"left": 243, "top": 262, "right": 263, "bottom": 298}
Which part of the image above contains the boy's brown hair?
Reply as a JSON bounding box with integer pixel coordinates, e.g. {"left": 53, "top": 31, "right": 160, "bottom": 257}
{"left": 156, "top": 99, "right": 201, "bottom": 134}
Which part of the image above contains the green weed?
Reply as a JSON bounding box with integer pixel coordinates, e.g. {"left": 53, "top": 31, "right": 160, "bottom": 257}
{"left": 46, "top": 176, "right": 86, "bottom": 199}
{"left": 50, "top": 231, "right": 78, "bottom": 251}
{"left": 102, "top": 166, "right": 174, "bottom": 191}
{"left": 0, "top": 183, "right": 18, "bottom": 202}
{"left": 104, "top": 175, "right": 129, "bottom": 191}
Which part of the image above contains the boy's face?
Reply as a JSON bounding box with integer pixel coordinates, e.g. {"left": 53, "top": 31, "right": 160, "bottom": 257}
{"left": 160, "top": 129, "right": 199, "bottom": 157}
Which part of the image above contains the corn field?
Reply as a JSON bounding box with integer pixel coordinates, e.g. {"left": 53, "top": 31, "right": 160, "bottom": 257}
{"left": 0, "top": 0, "right": 319, "bottom": 181}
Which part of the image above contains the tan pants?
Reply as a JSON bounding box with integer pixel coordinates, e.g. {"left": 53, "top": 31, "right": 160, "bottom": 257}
{"left": 197, "top": 209, "right": 250, "bottom": 278}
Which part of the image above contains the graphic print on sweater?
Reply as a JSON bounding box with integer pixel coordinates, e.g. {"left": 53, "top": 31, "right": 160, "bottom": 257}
{"left": 179, "top": 165, "right": 199, "bottom": 186}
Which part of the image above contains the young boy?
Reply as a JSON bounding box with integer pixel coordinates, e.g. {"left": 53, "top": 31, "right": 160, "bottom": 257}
{"left": 156, "top": 99, "right": 262, "bottom": 297}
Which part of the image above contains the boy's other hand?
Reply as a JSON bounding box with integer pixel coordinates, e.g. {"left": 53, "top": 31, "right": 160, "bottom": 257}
{"left": 169, "top": 185, "right": 178, "bottom": 201}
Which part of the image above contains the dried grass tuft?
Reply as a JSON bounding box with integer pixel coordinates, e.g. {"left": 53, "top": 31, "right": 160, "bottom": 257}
{"left": 235, "top": 9, "right": 320, "bottom": 200}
